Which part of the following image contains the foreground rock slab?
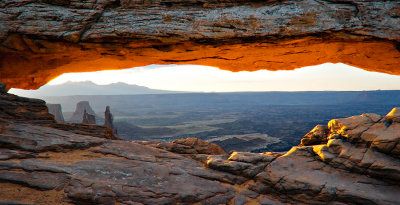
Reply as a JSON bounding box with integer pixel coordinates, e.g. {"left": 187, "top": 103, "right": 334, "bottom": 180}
{"left": 0, "top": 122, "right": 106, "bottom": 152}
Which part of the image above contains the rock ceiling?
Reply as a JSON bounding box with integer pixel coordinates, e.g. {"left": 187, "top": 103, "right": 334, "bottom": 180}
{"left": 1, "top": 0, "right": 399, "bottom": 89}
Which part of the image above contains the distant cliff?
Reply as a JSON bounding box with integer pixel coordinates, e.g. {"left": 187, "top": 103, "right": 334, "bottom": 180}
{"left": 69, "top": 101, "right": 98, "bottom": 123}
{"left": 46, "top": 104, "right": 65, "bottom": 123}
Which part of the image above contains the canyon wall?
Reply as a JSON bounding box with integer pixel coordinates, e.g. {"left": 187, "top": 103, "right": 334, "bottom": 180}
{"left": 1, "top": 0, "right": 400, "bottom": 89}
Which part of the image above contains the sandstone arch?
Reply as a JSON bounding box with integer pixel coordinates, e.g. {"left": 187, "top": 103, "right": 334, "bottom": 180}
{"left": 1, "top": 0, "right": 399, "bottom": 89}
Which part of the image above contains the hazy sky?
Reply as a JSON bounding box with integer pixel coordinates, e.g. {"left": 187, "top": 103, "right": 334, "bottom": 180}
{"left": 10, "top": 63, "right": 400, "bottom": 93}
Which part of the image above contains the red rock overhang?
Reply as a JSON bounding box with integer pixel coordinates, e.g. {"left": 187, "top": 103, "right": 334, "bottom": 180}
{"left": 1, "top": 0, "right": 399, "bottom": 89}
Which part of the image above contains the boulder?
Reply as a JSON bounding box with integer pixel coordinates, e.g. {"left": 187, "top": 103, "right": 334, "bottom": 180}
{"left": 169, "top": 137, "right": 227, "bottom": 155}
{"left": 300, "top": 125, "right": 329, "bottom": 146}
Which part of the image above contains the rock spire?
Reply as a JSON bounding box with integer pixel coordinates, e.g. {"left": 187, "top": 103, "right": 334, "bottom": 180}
{"left": 82, "top": 110, "right": 96, "bottom": 124}
{"left": 104, "top": 106, "right": 117, "bottom": 135}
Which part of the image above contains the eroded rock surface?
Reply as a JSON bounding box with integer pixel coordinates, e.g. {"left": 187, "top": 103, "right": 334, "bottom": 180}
{"left": 0, "top": 122, "right": 105, "bottom": 152}
{"left": 140, "top": 137, "right": 227, "bottom": 155}
{"left": 1, "top": 0, "right": 400, "bottom": 89}
{"left": 49, "top": 123, "right": 117, "bottom": 140}
{"left": 300, "top": 125, "right": 329, "bottom": 146}
{"left": 0, "top": 93, "right": 55, "bottom": 124}
{"left": 1, "top": 93, "right": 400, "bottom": 204}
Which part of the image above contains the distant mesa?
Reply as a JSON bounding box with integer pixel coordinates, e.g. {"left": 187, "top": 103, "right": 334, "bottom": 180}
{"left": 82, "top": 110, "right": 96, "bottom": 124}
{"left": 69, "top": 101, "right": 97, "bottom": 123}
{"left": 46, "top": 103, "right": 65, "bottom": 123}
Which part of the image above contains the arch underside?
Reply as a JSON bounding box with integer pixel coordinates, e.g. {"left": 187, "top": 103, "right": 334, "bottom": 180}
{"left": 1, "top": 0, "right": 399, "bottom": 89}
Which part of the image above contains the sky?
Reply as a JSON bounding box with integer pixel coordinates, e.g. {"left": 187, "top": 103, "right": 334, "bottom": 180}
{"left": 9, "top": 63, "right": 400, "bottom": 94}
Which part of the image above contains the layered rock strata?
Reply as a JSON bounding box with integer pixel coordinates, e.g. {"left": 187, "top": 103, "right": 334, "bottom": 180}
{"left": 1, "top": 0, "right": 400, "bottom": 89}
{"left": 140, "top": 137, "right": 227, "bottom": 155}
{"left": 0, "top": 91, "right": 55, "bottom": 125}
{"left": 0, "top": 92, "right": 399, "bottom": 204}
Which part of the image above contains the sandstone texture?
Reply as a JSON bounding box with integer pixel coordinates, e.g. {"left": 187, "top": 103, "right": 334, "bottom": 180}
{"left": 1, "top": 0, "right": 400, "bottom": 89}
{"left": 49, "top": 123, "right": 118, "bottom": 140}
{"left": 1, "top": 92, "right": 400, "bottom": 204}
{"left": 0, "top": 92, "right": 55, "bottom": 124}
{"left": 146, "top": 137, "right": 227, "bottom": 155}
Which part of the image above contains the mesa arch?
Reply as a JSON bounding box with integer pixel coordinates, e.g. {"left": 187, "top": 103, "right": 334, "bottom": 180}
{"left": 1, "top": 0, "right": 399, "bottom": 90}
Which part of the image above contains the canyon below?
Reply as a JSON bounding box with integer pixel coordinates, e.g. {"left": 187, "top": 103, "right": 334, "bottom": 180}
{"left": 36, "top": 82, "right": 400, "bottom": 153}
{"left": 1, "top": 85, "right": 400, "bottom": 204}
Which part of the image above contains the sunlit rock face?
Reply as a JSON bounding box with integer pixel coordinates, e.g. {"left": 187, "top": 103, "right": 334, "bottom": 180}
{"left": 1, "top": 0, "right": 400, "bottom": 89}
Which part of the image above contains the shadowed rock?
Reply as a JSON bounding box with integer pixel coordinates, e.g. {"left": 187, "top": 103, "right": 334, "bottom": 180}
{"left": 46, "top": 104, "right": 65, "bottom": 123}
{"left": 0, "top": 122, "right": 105, "bottom": 152}
{"left": 0, "top": 149, "right": 35, "bottom": 160}
{"left": 0, "top": 91, "right": 55, "bottom": 124}
{"left": 0, "top": 83, "right": 6, "bottom": 94}
{"left": 0, "top": 171, "right": 69, "bottom": 191}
